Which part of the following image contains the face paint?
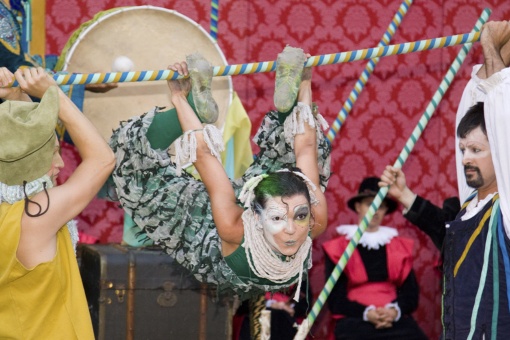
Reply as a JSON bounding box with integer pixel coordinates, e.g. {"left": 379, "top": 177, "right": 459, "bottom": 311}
{"left": 260, "top": 195, "right": 311, "bottom": 256}
{"left": 459, "top": 127, "right": 495, "bottom": 191}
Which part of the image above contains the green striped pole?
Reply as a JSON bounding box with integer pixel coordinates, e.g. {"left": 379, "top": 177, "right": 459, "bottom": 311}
{"left": 294, "top": 8, "right": 491, "bottom": 339}
{"left": 326, "top": 0, "right": 414, "bottom": 142}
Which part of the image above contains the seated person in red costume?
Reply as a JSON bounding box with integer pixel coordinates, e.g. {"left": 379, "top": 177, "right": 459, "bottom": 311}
{"left": 323, "top": 177, "right": 427, "bottom": 340}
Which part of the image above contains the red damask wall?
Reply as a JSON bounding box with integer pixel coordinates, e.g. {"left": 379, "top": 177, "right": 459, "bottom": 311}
{"left": 45, "top": 0, "right": 510, "bottom": 339}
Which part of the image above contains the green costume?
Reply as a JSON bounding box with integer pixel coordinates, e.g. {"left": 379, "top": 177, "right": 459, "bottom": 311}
{"left": 109, "top": 105, "right": 331, "bottom": 299}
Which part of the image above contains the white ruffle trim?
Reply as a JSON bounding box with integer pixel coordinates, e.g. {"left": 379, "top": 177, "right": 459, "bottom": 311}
{"left": 283, "top": 102, "right": 329, "bottom": 147}
{"left": 67, "top": 219, "right": 79, "bottom": 252}
{"left": 173, "top": 124, "right": 224, "bottom": 176}
{"left": 335, "top": 225, "right": 399, "bottom": 250}
{"left": 0, "top": 175, "right": 53, "bottom": 204}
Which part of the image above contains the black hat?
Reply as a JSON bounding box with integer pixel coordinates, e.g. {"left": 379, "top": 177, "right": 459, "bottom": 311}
{"left": 347, "top": 177, "right": 398, "bottom": 214}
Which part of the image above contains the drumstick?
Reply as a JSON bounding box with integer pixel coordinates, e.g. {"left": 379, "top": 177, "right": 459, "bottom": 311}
{"left": 7, "top": 30, "right": 481, "bottom": 87}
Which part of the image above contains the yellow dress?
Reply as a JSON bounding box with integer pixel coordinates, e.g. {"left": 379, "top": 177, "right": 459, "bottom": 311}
{"left": 0, "top": 200, "right": 94, "bottom": 339}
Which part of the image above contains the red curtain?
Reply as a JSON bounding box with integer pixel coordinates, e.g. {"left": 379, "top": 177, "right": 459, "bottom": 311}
{"left": 45, "top": 1, "right": 510, "bottom": 338}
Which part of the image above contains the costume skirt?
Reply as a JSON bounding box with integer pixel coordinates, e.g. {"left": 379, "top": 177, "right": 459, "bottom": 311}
{"left": 109, "top": 107, "right": 331, "bottom": 299}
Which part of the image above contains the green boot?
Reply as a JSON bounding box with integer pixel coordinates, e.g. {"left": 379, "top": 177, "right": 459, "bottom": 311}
{"left": 274, "top": 46, "right": 306, "bottom": 113}
{"left": 186, "top": 53, "right": 219, "bottom": 124}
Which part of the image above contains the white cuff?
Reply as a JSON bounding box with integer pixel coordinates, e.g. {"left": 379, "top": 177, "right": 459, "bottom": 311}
{"left": 173, "top": 125, "right": 224, "bottom": 176}
{"left": 385, "top": 302, "right": 401, "bottom": 322}
{"left": 362, "top": 305, "right": 376, "bottom": 322}
{"left": 478, "top": 68, "right": 510, "bottom": 94}
{"left": 265, "top": 299, "right": 276, "bottom": 308}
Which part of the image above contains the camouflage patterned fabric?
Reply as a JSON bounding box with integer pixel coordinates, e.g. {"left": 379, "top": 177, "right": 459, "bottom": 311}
{"left": 109, "top": 107, "right": 331, "bottom": 299}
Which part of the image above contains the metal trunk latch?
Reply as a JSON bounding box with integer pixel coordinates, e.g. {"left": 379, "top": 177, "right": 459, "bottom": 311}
{"left": 157, "top": 281, "right": 177, "bottom": 307}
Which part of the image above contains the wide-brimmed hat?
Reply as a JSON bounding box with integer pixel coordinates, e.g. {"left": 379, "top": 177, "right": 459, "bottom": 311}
{"left": 347, "top": 176, "right": 398, "bottom": 214}
{"left": 0, "top": 86, "right": 59, "bottom": 186}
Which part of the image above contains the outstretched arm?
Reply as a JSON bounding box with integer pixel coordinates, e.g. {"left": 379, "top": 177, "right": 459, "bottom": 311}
{"left": 294, "top": 64, "right": 327, "bottom": 238}
{"left": 167, "top": 62, "right": 244, "bottom": 255}
{"left": 379, "top": 165, "right": 417, "bottom": 210}
{"left": 17, "top": 67, "right": 115, "bottom": 268}
{"left": 379, "top": 165, "right": 459, "bottom": 249}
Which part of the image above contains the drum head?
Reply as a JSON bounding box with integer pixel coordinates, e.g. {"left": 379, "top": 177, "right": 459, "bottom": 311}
{"left": 60, "top": 6, "right": 232, "bottom": 141}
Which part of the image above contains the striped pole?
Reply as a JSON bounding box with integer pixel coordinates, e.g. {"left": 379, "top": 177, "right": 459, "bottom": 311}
{"left": 6, "top": 30, "right": 481, "bottom": 88}
{"left": 326, "top": 0, "right": 414, "bottom": 143}
{"left": 294, "top": 8, "right": 491, "bottom": 340}
{"left": 210, "top": 0, "right": 219, "bottom": 41}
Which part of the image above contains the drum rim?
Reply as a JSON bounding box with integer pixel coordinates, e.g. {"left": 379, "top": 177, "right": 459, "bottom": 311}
{"left": 62, "top": 5, "right": 233, "bottom": 110}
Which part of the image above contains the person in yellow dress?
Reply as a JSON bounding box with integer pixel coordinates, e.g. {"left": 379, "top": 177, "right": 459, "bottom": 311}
{"left": 0, "top": 66, "right": 114, "bottom": 339}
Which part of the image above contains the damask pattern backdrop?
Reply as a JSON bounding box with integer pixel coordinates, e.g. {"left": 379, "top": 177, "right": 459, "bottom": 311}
{"left": 45, "top": 0, "right": 510, "bottom": 338}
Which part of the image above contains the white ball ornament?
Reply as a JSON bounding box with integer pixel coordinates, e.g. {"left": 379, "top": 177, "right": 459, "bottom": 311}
{"left": 111, "top": 56, "right": 135, "bottom": 72}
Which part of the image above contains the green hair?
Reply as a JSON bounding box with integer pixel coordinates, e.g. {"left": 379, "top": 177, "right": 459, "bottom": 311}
{"left": 252, "top": 169, "right": 310, "bottom": 213}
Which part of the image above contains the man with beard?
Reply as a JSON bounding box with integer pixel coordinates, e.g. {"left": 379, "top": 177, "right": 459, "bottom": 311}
{"left": 382, "top": 21, "right": 510, "bottom": 339}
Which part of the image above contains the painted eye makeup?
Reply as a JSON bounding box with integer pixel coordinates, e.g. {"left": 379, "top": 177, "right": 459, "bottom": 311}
{"left": 293, "top": 205, "right": 310, "bottom": 226}
{"left": 264, "top": 206, "right": 288, "bottom": 224}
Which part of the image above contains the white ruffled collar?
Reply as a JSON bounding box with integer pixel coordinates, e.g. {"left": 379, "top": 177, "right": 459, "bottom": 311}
{"left": 335, "top": 225, "right": 398, "bottom": 250}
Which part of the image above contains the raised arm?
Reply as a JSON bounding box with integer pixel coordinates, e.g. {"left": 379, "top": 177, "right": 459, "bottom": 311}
{"left": 293, "top": 65, "right": 328, "bottom": 238}
{"left": 0, "top": 67, "right": 31, "bottom": 102}
{"left": 476, "top": 21, "right": 510, "bottom": 79}
{"left": 168, "top": 62, "right": 244, "bottom": 254}
{"left": 478, "top": 22, "right": 510, "bottom": 237}
{"left": 17, "top": 67, "right": 115, "bottom": 268}
{"left": 380, "top": 165, "right": 459, "bottom": 249}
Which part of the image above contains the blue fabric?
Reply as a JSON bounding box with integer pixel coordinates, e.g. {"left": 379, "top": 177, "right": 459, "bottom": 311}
{"left": 497, "top": 211, "right": 510, "bottom": 314}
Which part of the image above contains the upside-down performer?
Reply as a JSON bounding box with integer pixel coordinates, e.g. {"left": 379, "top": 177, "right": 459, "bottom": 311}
{"left": 108, "top": 47, "right": 331, "bottom": 300}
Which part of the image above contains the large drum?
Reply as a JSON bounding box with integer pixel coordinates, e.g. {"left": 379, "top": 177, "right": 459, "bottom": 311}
{"left": 56, "top": 6, "right": 232, "bottom": 141}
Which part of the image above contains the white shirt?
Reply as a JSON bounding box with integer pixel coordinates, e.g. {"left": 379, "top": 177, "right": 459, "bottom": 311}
{"left": 455, "top": 66, "right": 510, "bottom": 237}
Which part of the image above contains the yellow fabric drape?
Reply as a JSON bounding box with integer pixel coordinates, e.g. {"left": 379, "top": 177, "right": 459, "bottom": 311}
{"left": 29, "top": 0, "right": 46, "bottom": 57}
{"left": 220, "top": 91, "right": 253, "bottom": 179}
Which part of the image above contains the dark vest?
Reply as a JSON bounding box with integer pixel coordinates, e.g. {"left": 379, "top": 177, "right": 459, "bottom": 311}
{"left": 442, "top": 195, "right": 510, "bottom": 339}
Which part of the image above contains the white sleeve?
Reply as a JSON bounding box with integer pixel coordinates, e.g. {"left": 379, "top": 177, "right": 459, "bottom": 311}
{"left": 480, "top": 67, "right": 510, "bottom": 237}
{"left": 455, "top": 65, "right": 484, "bottom": 204}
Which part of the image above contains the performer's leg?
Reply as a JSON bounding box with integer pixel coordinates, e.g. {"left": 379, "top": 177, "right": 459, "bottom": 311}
{"left": 146, "top": 53, "right": 218, "bottom": 150}
{"left": 146, "top": 95, "right": 190, "bottom": 150}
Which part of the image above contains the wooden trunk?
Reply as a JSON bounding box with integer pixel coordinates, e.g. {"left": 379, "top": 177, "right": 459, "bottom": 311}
{"left": 79, "top": 244, "right": 231, "bottom": 340}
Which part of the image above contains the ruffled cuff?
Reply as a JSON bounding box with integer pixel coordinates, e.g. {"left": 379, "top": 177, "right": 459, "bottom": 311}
{"left": 174, "top": 124, "right": 224, "bottom": 176}
{"left": 283, "top": 102, "right": 329, "bottom": 147}
{"left": 385, "top": 302, "right": 401, "bottom": 322}
{"left": 363, "top": 305, "right": 376, "bottom": 322}
{"left": 478, "top": 67, "right": 510, "bottom": 94}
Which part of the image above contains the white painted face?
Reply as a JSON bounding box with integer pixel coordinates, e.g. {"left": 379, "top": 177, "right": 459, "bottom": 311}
{"left": 46, "top": 136, "right": 64, "bottom": 186}
{"left": 259, "top": 195, "right": 311, "bottom": 256}
{"left": 459, "top": 126, "right": 496, "bottom": 190}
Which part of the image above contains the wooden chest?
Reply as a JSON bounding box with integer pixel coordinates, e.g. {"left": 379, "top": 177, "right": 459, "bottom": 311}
{"left": 79, "top": 244, "right": 231, "bottom": 340}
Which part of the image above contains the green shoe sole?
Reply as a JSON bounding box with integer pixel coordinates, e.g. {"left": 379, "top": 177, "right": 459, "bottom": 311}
{"left": 186, "top": 53, "right": 219, "bottom": 124}
{"left": 274, "top": 46, "right": 306, "bottom": 113}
